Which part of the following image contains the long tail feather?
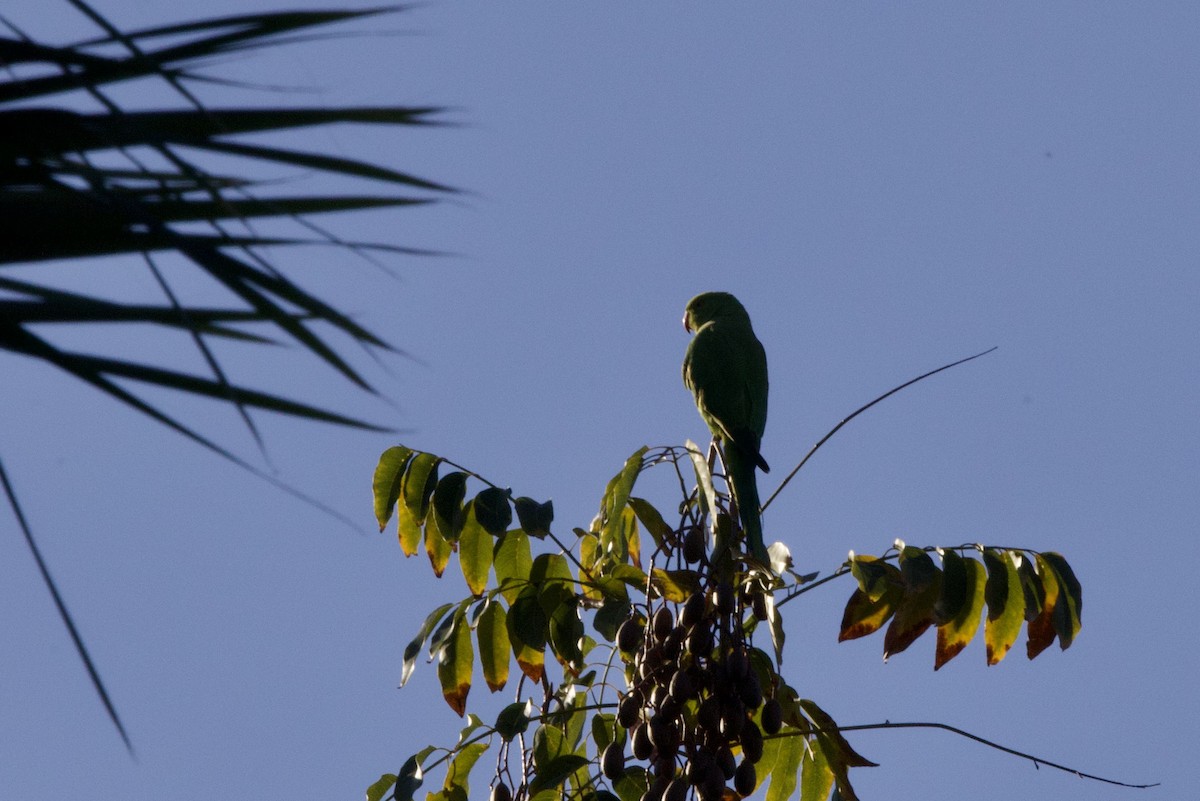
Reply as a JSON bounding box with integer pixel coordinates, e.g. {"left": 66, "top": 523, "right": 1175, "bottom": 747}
{"left": 724, "top": 443, "right": 768, "bottom": 563}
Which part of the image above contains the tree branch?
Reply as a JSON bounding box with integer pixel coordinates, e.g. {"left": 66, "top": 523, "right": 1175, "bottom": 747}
{"left": 825, "top": 720, "right": 1159, "bottom": 789}
{"left": 762, "top": 347, "right": 997, "bottom": 512}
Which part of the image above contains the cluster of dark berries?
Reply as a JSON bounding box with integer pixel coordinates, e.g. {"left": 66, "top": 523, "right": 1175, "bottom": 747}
{"left": 602, "top": 530, "right": 783, "bottom": 801}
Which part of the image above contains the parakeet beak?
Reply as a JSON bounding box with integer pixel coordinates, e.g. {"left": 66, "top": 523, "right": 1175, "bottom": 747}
{"left": 683, "top": 314, "right": 692, "bottom": 333}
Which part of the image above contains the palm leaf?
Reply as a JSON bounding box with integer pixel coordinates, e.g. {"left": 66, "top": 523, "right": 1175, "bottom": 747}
{"left": 0, "top": 2, "right": 447, "bottom": 747}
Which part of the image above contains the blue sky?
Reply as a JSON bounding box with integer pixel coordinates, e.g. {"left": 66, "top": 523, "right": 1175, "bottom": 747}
{"left": 2, "top": 2, "right": 1195, "bottom": 800}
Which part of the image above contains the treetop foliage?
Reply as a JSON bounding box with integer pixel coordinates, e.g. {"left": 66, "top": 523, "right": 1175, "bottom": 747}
{"left": 370, "top": 440, "right": 1083, "bottom": 801}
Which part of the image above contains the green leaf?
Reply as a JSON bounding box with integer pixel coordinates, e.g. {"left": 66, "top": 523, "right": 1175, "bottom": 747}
{"left": 509, "top": 586, "right": 549, "bottom": 651}
{"left": 593, "top": 596, "right": 631, "bottom": 643}
{"left": 459, "top": 503, "right": 494, "bottom": 598}
{"left": 601, "top": 447, "right": 648, "bottom": 545}
{"left": 628, "top": 496, "right": 674, "bottom": 551}
{"left": 579, "top": 532, "right": 602, "bottom": 604}
{"left": 765, "top": 729, "right": 803, "bottom": 801}
{"left": 684, "top": 438, "right": 718, "bottom": 522}
{"left": 763, "top": 590, "right": 785, "bottom": 666}
{"left": 494, "top": 529, "right": 533, "bottom": 605}
{"left": 366, "top": 773, "right": 397, "bottom": 801}
{"left": 532, "top": 553, "right": 576, "bottom": 618}
{"left": 455, "top": 714, "right": 486, "bottom": 748}
{"left": 437, "top": 608, "right": 473, "bottom": 717}
{"left": 515, "top": 496, "right": 554, "bottom": 538}
{"left": 532, "top": 723, "right": 568, "bottom": 772}
{"left": 427, "top": 602, "right": 461, "bottom": 660}
{"left": 798, "top": 699, "right": 876, "bottom": 768}
{"left": 591, "top": 712, "right": 620, "bottom": 753}
{"left": 934, "top": 548, "right": 969, "bottom": 624}
{"left": 563, "top": 689, "right": 589, "bottom": 749}
{"left": 983, "top": 549, "right": 1025, "bottom": 665}
{"left": 1017, "top": 554, "right": 1046, "bottom": 621}
{"left": 608, "top": 563, "right": 649, "bottom": 591}
{"left": 372, "top": 446, "right": 412, "bottom": 531}
{"left": 432, "top": 472, "right": 470, "bottom": 543}
{"left": 898, "top": 546, "right": 938, "bottom": 590}
{"left": 529, "top": 755, "right": 591, "bottom": 794}
{"left": 548, "top": 596, "right": 584, "bottom": 669}
{"left": 799, "top": 739, "right": 834, "bottom": 801}
{"left": 614, "top": 768, "right": 649, "bottom": 801}
{"left": 477, "top": 600, "right": 510, "bottom": 692}
{"left": 474, "top": 487, "right": 513, "bottom": 537}
{"left": 394, "top": 748, "right": 434, "bottom": 801}
{"left": 848, "top": 554, "right": 901, "bottom": 601}
{"left": 399, "top": 454, "right": 437, "bottom": 557}
{"left": 934, "top": 555, "right": 986, "bottom": 669}
{"left": 649, "top": 568, "right": 701, "bottom": 603}
{"left": 443, "top": 741, "right": 488, "bottom": 794}
{"left": 494, "top": 700, "right": 532, "bottom": 742}
{"left": 401, "top": 602, "right": 454, "bottom": 687}
{"left": 402, "top": 453, "right": 440, "bottom": 524}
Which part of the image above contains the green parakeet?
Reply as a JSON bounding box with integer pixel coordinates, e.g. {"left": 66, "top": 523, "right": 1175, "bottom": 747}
{"left": 681, "top": 291, "right": 770, "bottom": 563}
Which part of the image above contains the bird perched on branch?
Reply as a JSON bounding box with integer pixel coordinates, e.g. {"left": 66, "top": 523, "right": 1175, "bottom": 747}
{"left": 681, "top": 291, "right": 770, "bottom": 563}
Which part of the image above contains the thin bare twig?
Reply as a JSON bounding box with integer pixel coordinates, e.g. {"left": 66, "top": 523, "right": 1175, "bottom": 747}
{"left": 827, "top": 720, "right": 1159, "bottom": 789}
{"left": 762, "top": 347, "right": 997, "bottom": 512}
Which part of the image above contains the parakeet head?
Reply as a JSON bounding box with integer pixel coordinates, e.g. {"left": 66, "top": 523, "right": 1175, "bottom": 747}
{"left": 682, "top": 291, "right": 751, "bottom": 333}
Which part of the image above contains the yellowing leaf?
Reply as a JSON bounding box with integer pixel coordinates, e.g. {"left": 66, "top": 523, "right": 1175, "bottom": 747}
{"left": 838, "top": 585, "right": 901, "bottom": 642}
{"left": 477, "top": 600, "right": 510, "bottom": 692}
{"left": 398, "top": 494, "right": 423, "bottom": 557}
{"left": 437, "top": 612, "right": 473, "bottom": 717}
{"left": 883, "top": 572, "right": 941, "bottom": 660}
{"left": 424, "top": 514, "right": 452, "bottom": 577}
{"left": 983, "top": 549, "right": 1025, "bottom": 665}
{"left": 1027, "top": 551, "right": 1065, "bottom": 657}
{"left": 883, "top": 549, "right": 943, "bottom": 659}
{"left": 507, "top": 587, "right": 546, "bottom": 683}
{"left": 934, "top": 554, "right": 985, "bottom": 669}
{"left": 514, "top": 642, "right": 545, "bottom": 684}
{"left": 1040, "top": 552, "right": 1082, "bottom": 649}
